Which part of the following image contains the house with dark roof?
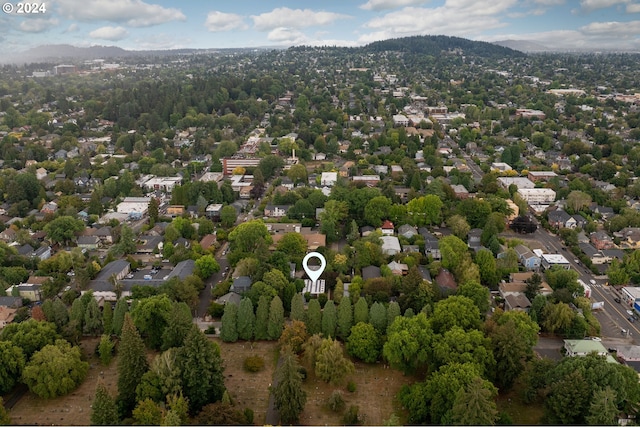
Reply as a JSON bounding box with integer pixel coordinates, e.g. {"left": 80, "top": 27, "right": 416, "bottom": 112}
{"left": 590, "top": 231, "right": 615, "bottom": 250}
{"left": 231, "top": 276, "right": 252, "bottom": 293}
{"left": 548, "top": 209, "right": 571, "bottom": 228}
{"left": 362, "top": 265, "right": 381, "bottom": 280}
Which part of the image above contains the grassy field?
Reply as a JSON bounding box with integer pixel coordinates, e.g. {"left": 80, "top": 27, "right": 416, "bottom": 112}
{"left": 496, "top": 382, "right": 544, "bottom": 425}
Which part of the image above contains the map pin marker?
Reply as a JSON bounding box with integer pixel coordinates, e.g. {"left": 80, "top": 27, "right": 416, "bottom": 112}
{"left": 303, "top": 252, "right": 326, "bottom": 287}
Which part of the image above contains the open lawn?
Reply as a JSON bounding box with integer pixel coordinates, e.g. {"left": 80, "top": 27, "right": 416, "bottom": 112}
{"left": 7, "top": 336, "right": 414, "bottom": 426}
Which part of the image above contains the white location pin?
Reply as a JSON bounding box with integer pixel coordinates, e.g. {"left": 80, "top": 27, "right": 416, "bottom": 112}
{"left": 302, "top": 252, "right": 326, "bottom": 286}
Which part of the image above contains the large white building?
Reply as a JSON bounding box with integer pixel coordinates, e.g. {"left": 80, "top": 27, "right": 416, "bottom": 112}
{"left": 116, "top": 197, "right": 152, "bottom": 215}
{"left": 497, "top": 177, "right": 535, "bottom": 190}
{"left": 517, "top": 188, "right": 556, "bottom": 205}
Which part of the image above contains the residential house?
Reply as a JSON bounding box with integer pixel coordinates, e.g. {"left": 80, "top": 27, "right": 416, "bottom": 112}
{"left": 360, "top": 226, "right": 375, "bottom": 237}
{"left": 0, "top": 228, "right": 16, "bottom": 242}
{"left": 616, "top": 227, "right": 640, "bottom": 249}
{"left": 351, "top": 175, "right": 380, "bottom": 187}
{"left": 264, "top": 204, "right": 290, "bottom": 218}
{"left": 387, "top": 261, "right": 408, "bottom": 276}
{"left": 548, "top": 209, "right": 571, "bottom": 229}
{"left": 94, "top": 226, "right": 114, "bottom": 245}
{"left": 579, "top": 243, "right": 608, "bottom": 264}
{"left": 381, "top": 236, "right": 401, "bottom": 256}
{"left": 435, "top": 269, "right": 457, "bottom": 295}
{"left": 320, "top": 172, "right": 338, "bottom": 187}
{"left": 590, "top": 203, "right": 615, "bottom": 220}
{"left": 215, "top": 292, "right": 242, "bottom": 306}
{"left": 590, "top": 231, "right": 615, "bottom": 250}
{"left": 362, "top": 265, "right": 381, "bottom": 280}
{"left": 200, "top": 234, "right": 217, "bottom": 251}
{"left": 397, "top": 224, "right": 417, "bottom": 239}
{"left": 563, "top": 339, "right": 609, "bottom": 358}
{"left": 514, "top": 244, "right": 541, "bottom": 270}
{"left": 380, "top": 220, "right": 395, "bottom": 236}
{"left": 32, "top": 245, "right": 52, "bottom": 261}
{"left": 419, "top": 228, "right": 441, "bottom": 260}
{"left": 0, "top": 307, "right": 16, "bottom": 329}
{"left": 0, "top": 297, "right": 23, "bottom": 308}
{"left": 467, "top": 228, "right": 482, "bottom": 250}
{"left": 167, "top": 205, "right": 185, "bottom": 217}
{"left": 40, "top": 201, "right": 58, "bottom": 215}
{"left": 77, "top": 235, "right": 100, "bottom": 250}
{"left": 230, "top": 276, "right": 252, "bottom": 293}
{"left": 451, "top": 184, "right": 470, "bottom": 199}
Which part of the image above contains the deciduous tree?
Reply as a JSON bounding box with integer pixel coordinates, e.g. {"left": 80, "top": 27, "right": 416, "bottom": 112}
{"left": 23, "top": 339, "right": 89, "bottom": 398}
{"left": 315, "top": 338, "right": 355, "bottom": 385}
{"left": 346, "top": 322, "right": 380, "bottom": 363}
{"left": 383, "top": 313, "right": 432, "bottom": 374}
{"left": 0, "top": 341, "right": 24, "bottom": 394}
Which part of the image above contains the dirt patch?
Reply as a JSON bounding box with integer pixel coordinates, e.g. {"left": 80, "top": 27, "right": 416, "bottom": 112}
{"left": 298, "top": 359, "right": 412, "bottom": 425}
{"left": 9, "top": 337, "right": 118, "bottom": 426}
{"left": 213, "top": 338, "right": 278, "bottom": 425}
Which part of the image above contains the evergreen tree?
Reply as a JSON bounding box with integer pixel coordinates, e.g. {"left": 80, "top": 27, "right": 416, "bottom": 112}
{"left": 117, "top": 314, "right": 149, "bottom": 417}
{"left": 306, "top": 298, "right": 322, "bottom": 336}
{"left": 353, "top": 297, "right": 369, "bottom": 325}
{"left": 112, "top": 298, "right": 128, "bottom": 336}
{"left": 84, "top": 298, "right": 103, "bottom": 336}
{"left": 102, "top": 302, "right": 113, "bottom": 336}
{"left": 272, "top": 348, "right": 307, "bottom": 424}
{"left": 179, "top": 327, "right": 225, "bottom": 414}
{"left": 220, "top": 302, "right": 238, "bottom": 343}
{"left": 337, "top": 297, "right": 353, "bottom": 340}
{"left": 237, "top": 298, "right": 255, "bottom": 341}
{"left": 70, "top": 298, "right": 84, "bottom": 334}
{"left": 322, "top": 300, "right": 337, "bottom": 339}
{"left": 267, "top": 296, "right": 285, "bottom": 340}
{"left": 91, "top": 382, "right": 119, "bottom": 425}
{"left": 161, "top": 302, "right": 193, "bottom": 350}
{"left": 254, "top": 295, "right": 270, "bottom": 340}
{"left": 369, "top": 302, "right": 387, "bottom": 335}
{"left": 387, "top": 301, "right": 401, "bottom": 332}
{"left": 290, "top": 293, "right": 305, "bottom": 322}
{"left": 98, "top": 334, "right": 114, "bottom": 365}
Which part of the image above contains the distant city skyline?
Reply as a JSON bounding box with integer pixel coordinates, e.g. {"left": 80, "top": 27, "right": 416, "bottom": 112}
{"left": 2, "top": 0, "right": 640, "bottom": 54}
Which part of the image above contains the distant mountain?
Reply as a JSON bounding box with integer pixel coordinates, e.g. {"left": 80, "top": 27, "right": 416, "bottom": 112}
{"left": 493, "top": 40, "right": 552, "bottom": 53}
{"left": 362, "top": 35, "right": 525, "bottom": 58}
{"left": 1, "top": 44, "right": 256, "bottom": 64}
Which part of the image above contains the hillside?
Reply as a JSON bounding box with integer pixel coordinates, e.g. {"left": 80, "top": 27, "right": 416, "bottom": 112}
{"left": 363, "top": 35, "right": 525, "bottom": 58}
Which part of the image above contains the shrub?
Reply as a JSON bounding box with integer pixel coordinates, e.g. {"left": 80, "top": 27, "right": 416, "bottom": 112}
{"left": 347, "top": 381, "right": 357, "bottom": 393}
{"left": 243, "top": 355, "right": 265, "bottom": 372}
{"left": 298, "top": 366, "right": 307, "bottom": 381}
{"left": 328, "top": 390, "right": 345, "bottom": 412}
{"left": 343, "top": 405, "right": 362, "bottom": 425}
{"left": 208, "top": 302, "right": 225, "bottom": 318}
{"left": 244, "top": 408, "right": 254, "bottom": 424}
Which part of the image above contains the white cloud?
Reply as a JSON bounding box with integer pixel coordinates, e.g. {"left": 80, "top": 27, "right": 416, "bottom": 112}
{"left": 359, "top": 0, "right": 430, "bottom": 11}
{"left": 267, "top": 27, "right": 307, "bottom": 44}
{"left": 361, "top": 0, "right": 517, "bottom": 41}
{"left": 205, "top": 11, "right": 247, "bottom": 32}
{"left": 64, "top": 23, "right": 79, "bottom": 33}
{"left": 252, "top": 8, "right": 350, "bottom": 31}
{"left": 55, "top": 0, "right": 186, "bottom": 27}
{"left": 19, "top": 18, "right": 59, "bottom": 33}
{"left": 581, "top": 19, "right": 640, "bottom": 35}
{"left": 89, "top": 26, "right": 129, "bottom": 41}
{"left": 627, "top": 3, "right": 640, "bottom": 12}
{"left": 578, "top": 0, "right": 629, "bottom": 12}
{"left": 532, "top": 0, "right": 565, "bottom": 5}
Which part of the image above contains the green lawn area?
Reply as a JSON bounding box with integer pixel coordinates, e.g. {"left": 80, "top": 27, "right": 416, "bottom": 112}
{"left": 497, "top": 384, "right": 544, "bottom": 425}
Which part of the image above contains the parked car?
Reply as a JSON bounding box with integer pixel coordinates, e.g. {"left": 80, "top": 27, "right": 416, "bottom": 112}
{"left": 627, "top": 310, "right": 634, "bottom": 316}
{"left": 614, "top": 297, "right": 621, "bottom": 303}
{"left": 629, "top": 316, "right": 635, "bottom": 323}
{"left": 590, "top": 279, "right": 597, "bottom": 285}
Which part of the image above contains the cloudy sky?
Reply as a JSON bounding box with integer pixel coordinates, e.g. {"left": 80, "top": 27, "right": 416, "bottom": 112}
{"left": 2, "top": 0, "right": 640, "bottom": 53}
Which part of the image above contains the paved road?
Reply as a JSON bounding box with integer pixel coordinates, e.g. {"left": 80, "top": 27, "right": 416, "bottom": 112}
{"left": 517, "top": 227, "right": 639, "bottom": 344}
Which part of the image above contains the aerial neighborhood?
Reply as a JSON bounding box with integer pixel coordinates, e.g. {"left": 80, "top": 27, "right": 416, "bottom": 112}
{"left": 1, "top": 35, "right": 640, "bottom": 425}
